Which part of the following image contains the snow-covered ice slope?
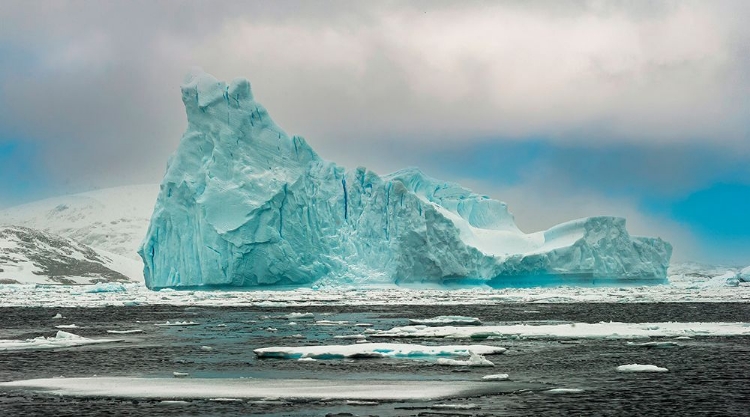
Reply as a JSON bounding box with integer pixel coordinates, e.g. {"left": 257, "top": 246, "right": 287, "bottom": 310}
{"left": 0, "top": 184, "right": 158, "bottom": 260}
{"left": 140, "top": 70, "right": 672, "bottom": 289}
{"left": 0, "top": 226, "right": 143, "bottom": 284}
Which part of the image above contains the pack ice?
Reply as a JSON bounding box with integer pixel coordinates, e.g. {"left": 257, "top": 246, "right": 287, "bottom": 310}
{"left": 139, "top": 71, "right": 672, "bottom": 289}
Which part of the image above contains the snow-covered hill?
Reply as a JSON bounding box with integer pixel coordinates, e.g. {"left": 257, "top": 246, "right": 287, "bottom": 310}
{"left": 0, "top": 226, "right": 143, "bottom": 285}
{"left": 0, "top": 184, "right": 158, "bottom": 260}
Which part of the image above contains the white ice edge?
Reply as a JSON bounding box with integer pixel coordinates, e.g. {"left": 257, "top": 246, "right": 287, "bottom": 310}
{"left": 254, "top": 343, "right": 506, "bottom": 359}
{"left": 370, "top": 322, "right": 750, "bottom": 339}
{"left": 616, "top": 364, "right": 669, "bottom": 372}
{"left": 0, "top": 331, "right": 121, "bottom": 351}
{"left": 0, "top": 377, "right": 524, "bottom": 401}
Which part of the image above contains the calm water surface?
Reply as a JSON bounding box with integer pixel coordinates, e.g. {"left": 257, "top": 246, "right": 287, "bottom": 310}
{"left": 1, "top": 303, "right": 749, "bottom": 416}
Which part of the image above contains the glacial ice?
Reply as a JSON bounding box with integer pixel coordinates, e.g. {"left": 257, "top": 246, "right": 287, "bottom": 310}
{"left": 139, "top": 70, "right": 672, "bottom": 289}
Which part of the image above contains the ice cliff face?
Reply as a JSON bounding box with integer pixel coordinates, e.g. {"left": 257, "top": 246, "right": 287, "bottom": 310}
{"left": 139, "top": 71, "right": 672, "bottom": 289}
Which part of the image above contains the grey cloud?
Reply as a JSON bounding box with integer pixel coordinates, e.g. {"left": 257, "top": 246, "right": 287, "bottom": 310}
{"left": 0, "top": 0, "right": 748, "bottom": 198}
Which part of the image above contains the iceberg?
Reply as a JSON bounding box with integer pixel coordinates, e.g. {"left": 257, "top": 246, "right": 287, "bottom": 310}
{"left": 139, "top": 70, "right": 672, "bottom": 289}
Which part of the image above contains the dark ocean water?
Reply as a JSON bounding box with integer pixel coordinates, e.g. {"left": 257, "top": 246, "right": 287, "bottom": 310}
{"left": 1, "top": 303, "right": 749, "bottom": 416}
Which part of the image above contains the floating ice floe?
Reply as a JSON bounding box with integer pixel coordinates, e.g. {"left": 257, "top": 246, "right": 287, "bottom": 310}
{"left": 52, "top": 313, "right": 63, "bottom": 319}
{"left": 254, "top": 343, "right": 506, "bottom": 360}
{"left": 173, "top": 372, "right": 190, "bottom": 378}
{"left": 347, "top": 400, "right": 379, "bottom": 406}
{"left": 703, "top": 272, "right": 741, "bottom": 288}
{"left": 55, "top": 324, "right": 79, "bottom": 329}
{"left": 369, "top": 322, "right": 750, "bottom": 340}
{"left": 106, "top": 329, "right": 143, "bottom": 334}
{"left": 285, "top": 312, "right": 314, "bottom": 320}
{"left": 0, "top": 331, "right": 121, "bottom": 351}
{"left": 616, "top": 364, "right": 669, "bottom": 373}
{"left": 85, "top": 283, "right": 127, "bottom": 293}
{"left": 315, "top": 320, "right": 349, "bottom": 326}
{"left": 545, "top": 388, "right": 585, "bottom": 394}
{"left": 409, "top": 316, "right": 482, "bottom": 326}
{"left": 626, "top": 341, "right": 679, "bottom": 348}
{"left": 0, "top": 377, "right": 527, "bottom": 401}
{"left": 482, "top": 374, "right": 510, "bottom": 381}
{"left": 431, "top": 403, "right": 481, "bottom": 410}
{"left": 154, "top": 321, "right": 199, "bottom": 327}
{"left": 334, "top": 334, "right": 367, "bottom": 340}
{"left": 436, "top": 352, "right": 494, "bottom": 367}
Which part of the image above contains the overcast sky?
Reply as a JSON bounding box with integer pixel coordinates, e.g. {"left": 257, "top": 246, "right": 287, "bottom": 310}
{"left": 1, "top": 0, "right": 748, "bottom": 264}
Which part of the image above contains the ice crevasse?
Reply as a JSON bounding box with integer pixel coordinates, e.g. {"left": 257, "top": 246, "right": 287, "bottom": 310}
{"left": 139, "top": 70, "right": 672, "bottom": 289}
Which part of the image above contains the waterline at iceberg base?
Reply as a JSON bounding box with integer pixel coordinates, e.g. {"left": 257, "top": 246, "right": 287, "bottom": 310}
{"left": 139, "top": 71, "right": 672, "bottom": 290}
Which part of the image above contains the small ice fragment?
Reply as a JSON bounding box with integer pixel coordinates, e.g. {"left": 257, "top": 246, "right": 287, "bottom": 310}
{"left": 106, "top": 329, "right": 143, "bottom": 334}
{"left": 288, "top": 322, "right": 297, "bottom": 326}
{"left": 346, "top": 400, "right": 379, "bottom": 405}
{"left": 155, "top": 321, "right": 199, "bottom": 327}
{"left": 285, "top": 312, "right": 314, "bottom": 320}
{"left": 436, "top": 352, "right": 494, "bottom": 367}
{"left": 545, "top": 388, "right": 585, "bottom": 394}
{"left": 298, "top": 357, "right": 317, "bottom": 362}
{"left": 482, "top": 374, "right": 509, "bottom": 381}
{"left": 52, "top": 313, "right": 63, "bottom": 320}
{"left": 209, "top": 398, "right": 243, "bottom": 402}
{"left": 200, "top": 346, "right": 213, "bottom": 351}
{"left": 432, "top": 403, "right": 481, "bottom": 410}
{"left": 674, "top": 336, "right": 691, "bottom": 340}
{"left": 410, "top": 316, "right": 482, "bottom": 326}
{"left": 355, "top": 323, "right": 373, "bottom": 327}
{"left": 626, "top": 341, "right": 679, "bottom": 348}
{"left": 158, "top": 400, "right": 189, "bottom": 405}
{"left": 616, "top": 364, "right": 668, "bottom": 373}
{"left": 265, "top": 327, "right": 277, "bottom": 332}
{"left": 55, "top": 324, "right": 78, "bottom": 329}
{"left": 172, "top": 372, "right": 190, "bottom": 378}
{"left": 85, "top": 283, "right": 127, "bottom": 293}
{"left": 315, "top": 320, "right": 348, "bottom": 326}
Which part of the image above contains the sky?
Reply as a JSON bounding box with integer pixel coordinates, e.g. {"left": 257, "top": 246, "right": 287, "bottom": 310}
{"left": 0, "top": 0, "right": 748, "bottom": 265}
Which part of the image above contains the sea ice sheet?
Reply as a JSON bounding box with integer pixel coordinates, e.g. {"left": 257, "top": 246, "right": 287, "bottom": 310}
{"left": 253, "top": 343, "right": 506, "bottom": 360}
{"left": 0, "top": 331, "right": 121, "bottom": 351}
{"left": 0, "top": 377, "right": 527, "bottom": 401}
{"left": 369, "top": 322, "right": 750, "bottom": 339}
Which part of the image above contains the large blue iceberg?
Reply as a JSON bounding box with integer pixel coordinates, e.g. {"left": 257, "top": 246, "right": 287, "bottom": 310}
{"left": 139, "top": 71, "right": 672, "bottom": 289}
